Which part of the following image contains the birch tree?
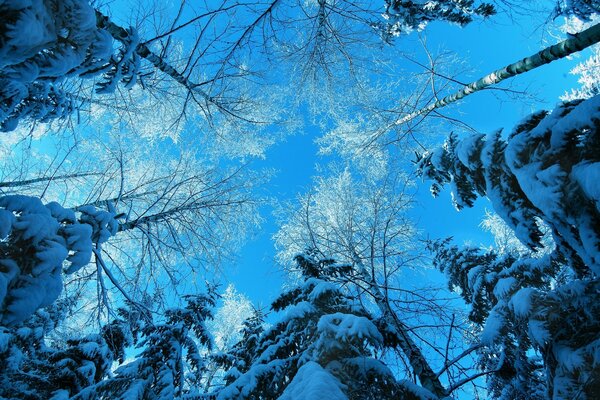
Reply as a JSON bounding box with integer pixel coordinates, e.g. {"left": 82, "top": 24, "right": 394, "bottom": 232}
{"left": 0, "top": 124, "right": 264, "bottom": 326}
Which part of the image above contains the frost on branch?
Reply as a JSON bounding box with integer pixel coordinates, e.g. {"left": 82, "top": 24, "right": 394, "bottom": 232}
{"left": 555, "top": 0, "right": 600, "bottom": 19}
{"left": 379, "top": 0, "right": 495, "bottom": 39}
{"left": 0, "top": 195, "right": 117, "bottom": 326}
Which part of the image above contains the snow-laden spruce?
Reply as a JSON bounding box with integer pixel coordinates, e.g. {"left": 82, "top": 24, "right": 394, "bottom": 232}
{"left": 0, "top": 287, "right": 217, "bottom": 400}
{"left": 419, "top": 95, "right": 600, "bottom": 399}
{"left": 0, "top": 195, "right": 116, "bottom": 326}
{"left": 380, "top": 0, "right": 495, "bottom": 38}
{"left": 215, "top": 254, "right": 434, "bottom": 400}
{"left": 0, "top": 0, "right": 139, "bottom": 131}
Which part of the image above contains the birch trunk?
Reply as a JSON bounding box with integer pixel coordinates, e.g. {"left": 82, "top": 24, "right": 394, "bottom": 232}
{"left": 0, "top": 172, "right": 101, "bottom": 188}
{"left": 396, "top": 23, "right": 600, "bottom": 126}
{"left": 95, "top": 11, "right": 213, "bottom": 103}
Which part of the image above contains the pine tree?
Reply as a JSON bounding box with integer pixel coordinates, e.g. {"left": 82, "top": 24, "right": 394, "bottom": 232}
{"left": 0, "top": 297, "right": 120, "bottom": 400}
{"left": 427, "top": 240, "right": 551, "bottom": 399}
{"left": 418, "top": 95, "right": 600, "bottom": 398}
{"left": 0, "top": 0, "right": 141, "bottom": 131}
{"left": 214, "top": 308, "right": 265, "bottom": 388}
{"left": 381, "top": 0, "right": 495, "bottom": 38}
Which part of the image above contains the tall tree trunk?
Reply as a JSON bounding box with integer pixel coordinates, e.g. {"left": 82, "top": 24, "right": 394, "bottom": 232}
{"left": 396, "top": 23, "right": 600, "bottom": 126}
{"left": 95, "top": 11, "right": 217, "bottom": 107}
{"left": 351, "top": 254, "right": 448, "bottom": 398}
{"left": 0, "top": 172, "right": 101, "bottom": 188}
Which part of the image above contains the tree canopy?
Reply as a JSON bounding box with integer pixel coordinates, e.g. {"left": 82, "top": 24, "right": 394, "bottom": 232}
{"left": 1, "top": 0, "right": 600, "bottom": 399}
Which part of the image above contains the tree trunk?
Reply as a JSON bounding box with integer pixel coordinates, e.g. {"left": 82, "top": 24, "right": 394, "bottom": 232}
{"left": 351, "top": 255, "right": 448, "bottom": 398}
{"left": 95, "top": 11, "right": 213, "bottom": 103}
{"left": 0, "top": 172, "right": 101, "bottom": 188}
{"left": 396, "top": 22, "right": 600, "bottom": 126}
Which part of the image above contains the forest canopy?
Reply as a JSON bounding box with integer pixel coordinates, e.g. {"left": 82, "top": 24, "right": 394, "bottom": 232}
{"left": 1, "top": 0, "right": 600, "bottom": 399}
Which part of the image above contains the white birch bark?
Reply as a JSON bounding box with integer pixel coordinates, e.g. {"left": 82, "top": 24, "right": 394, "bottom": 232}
{"left": 396, "top": 23, "right": 600, "bottom": 126}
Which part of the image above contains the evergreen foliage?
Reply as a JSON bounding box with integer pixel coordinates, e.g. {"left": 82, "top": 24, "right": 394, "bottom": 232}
{"left": 0, "top": 195, "right": 117, "bottom": 326}
{"left": 419, "top": 95, "right": 600, "bottom": 399}
{"left": 381, "top": 0, "right": 495, "bottom": 38}
{"left": 556, "top": 0, "right": 600, "bottom": 19}
{"left": 0, "top": 298, "right": 116, "bottom": 400}
{"left": 0, "top": 286, "right": 218, "bottom": 400}
{"left": 2, "top": 1, "right": 600, "bottom": 399}
{"left": 77, "top": 290, "right": 217, "bottom": 400}
{"left": 0, "top": 0, "right": 141, "bottom": 131}
{"left": 216, "top": 254, "right": 429, "bottom": 400}
{"left": 215, "top": 308, "right": 265, "bottom": 387}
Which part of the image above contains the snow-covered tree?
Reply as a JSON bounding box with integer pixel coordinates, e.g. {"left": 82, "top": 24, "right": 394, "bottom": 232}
{"left": 217, "top": 254, "right": 431, "bottom": 400}
{"left": 0, "top": 298, "right": 137, "bottom": 399}
{"left": 213, "top": 307, "right": 265, "bottom": 388}
{"left": 561, "top": 14, "right": 600, "bottom": 101}
{"left": 0, "top": 124, "right": 263, "bottom": 321}
{"left": 0, "top": 0, "right": 142, "bottom": 131}
{"left": 381, "top": 0, "right": 495, "bottom": 38}
{"left": 555, "top": 0, "right": 600, "bottom": 19}
{"left": 203, "top": 284, "right": 255, "bottom": 391}
{"left": 427, "top": 240, "right": 552, "bottom": 399}
{"left": 0, "top": 195, "right": 117, "bottom": 325}
{"left": 274, "top": 166, "right": 482, "bottom": 397}
{"left": 76, "top": 288, "right": 216, "bottom": 399}
{"left": 418, "top": 95, "right": 600, "bottom": 398}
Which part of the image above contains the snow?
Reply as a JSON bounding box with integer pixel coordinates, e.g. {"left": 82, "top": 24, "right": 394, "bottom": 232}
{"left": 307, "top": 279, "right": 338, "bottom": 302}
{"left": 0, "top": 329, "right": 11, "bottom": 352}
{"left": 3, "top": 276, "right": 48, "bottom": 326}
{"left": 46, "top": 202, "right": 76, "bottom": 223}
{"left": 0, "top": 260, "right": 19, "bottom": 308}
{"left": 63, "top": 223, "right": 93, "bottom": 273}
{"left": 493, "top": 277, "right": 517, "bottom": 298}
{"left": 317, "top": 313, "right": 383, "bottom": 344}
{"left": 217, "top": 359, "right": 287, "bottom": 400}
{"left": 284, "top": 301, "right": 315, "bottom": 320}
{"left": 397, "top": 379, "right": 438, "bottom": 400}
{"left": 343, "top": 356, "right": 394, "bottom": 379}
{"left": 551, "top": 96, "right": 600, "bottom": 148}
{"left": 0, "top": 195, "right": 49, "bottom": 215}
{"left": 0, "top": 209, "right": 15, "bottom": 238}
{"left": 481, "top": 305, "right": 505, "bottom": 345}
{"left": 278, "top": 361, "right": 347, "bottom": 400}
{"left": 13, "top": 213, "right": 60, "bottom": 245}
{"left": 509, "top": 287, "right": 536, "bottom": 318}
{"left": 0, "top": 195, "right": 120, "bottom": 325}
{"left": 554, "top": 345, "right": 585, "bottom": 372}
{"left": 455, "top": 133, "right": 484, "bottom": 169}
{"left": 571, "top": 161, "right": 600, "bottom": 207}
{"left": 33, "top": 241, "right": 68, "bottom": 275}
{"left": 528, "top": 319, "right": 550, "bottom": 346}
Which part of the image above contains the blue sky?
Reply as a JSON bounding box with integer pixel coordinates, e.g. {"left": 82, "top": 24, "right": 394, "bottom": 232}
{"left": 225, "top": 9, "right": 586, "bottom": 306}
{"left": 34, "top": 0, "right": 585, "bottom": 310}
